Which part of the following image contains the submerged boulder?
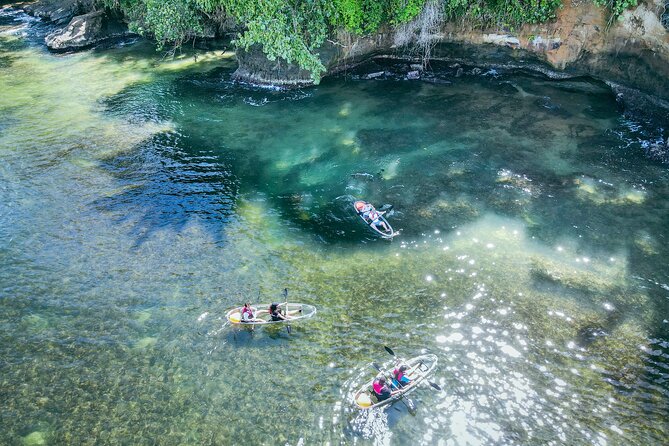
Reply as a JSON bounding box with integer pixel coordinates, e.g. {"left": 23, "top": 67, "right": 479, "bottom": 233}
{"left": 45, "top": 10, "right": 131, "bottom": 51}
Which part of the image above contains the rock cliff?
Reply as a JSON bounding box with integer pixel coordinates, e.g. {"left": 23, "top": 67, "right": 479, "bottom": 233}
{"left": 238, "top": 1, "right": 669, "bottom": 113}
{"left": 21, "top": 0, "right": 669, "bottom": 116}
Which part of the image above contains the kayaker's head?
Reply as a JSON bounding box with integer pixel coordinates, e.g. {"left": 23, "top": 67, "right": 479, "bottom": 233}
{"left": 355, "top": 201, "right": 365, "bottom": 211}
{"left": 398, "top": 365, "right": 408, "bottom": 373}
{"left": 376, "top": 375, "right": 386, "bottom": 384}
{"left": 270, "top": 303, "right": 279, "bottom": 311}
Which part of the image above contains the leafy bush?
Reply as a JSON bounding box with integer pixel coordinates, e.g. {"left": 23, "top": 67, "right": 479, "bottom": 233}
{"left": 593, "top": 0, "right": 639, "bottom": 20}
{"left": 444, "top": 0, "right": 563, "bottom": 27}
{"left": 100, "top": 0, "right": 204, "bottom": 49}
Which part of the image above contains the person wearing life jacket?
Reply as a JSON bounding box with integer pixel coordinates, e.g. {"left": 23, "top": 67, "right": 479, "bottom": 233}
{"left": 367, "top": 209, "right": 390, "bottom": 233}
{"left": 355, "top": 201, "right": 372, "bottom": 215}
{"left": 392, "top": 364, "right": 411, "bottom": 388}
{"left": 372, "top": 375, "right": 395, "bottom": 401}
{"left": 240, "top": 303, "right": 260, "bottom": 323}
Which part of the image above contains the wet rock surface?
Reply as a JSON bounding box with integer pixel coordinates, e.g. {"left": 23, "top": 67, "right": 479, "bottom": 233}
{"left": 23, "top": 0, "right": 93, "bottom": 25}
{"left": 44, "top": 9, "right": 131, "bottom": 51}
{"left": 232, "top": 44, "right": 315, "bottom": 88}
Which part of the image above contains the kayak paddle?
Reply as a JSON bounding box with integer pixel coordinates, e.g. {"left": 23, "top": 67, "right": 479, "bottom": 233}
{"left": 283, "top": 288, "right": 291, "bottom": 334}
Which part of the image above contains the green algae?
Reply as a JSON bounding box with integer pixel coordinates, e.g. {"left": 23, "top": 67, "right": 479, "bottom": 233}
{"left": 529, "top": 256, "right": 625, "bottom": 295}
{"left": 633, "top": 231, "right": 659, "bottom": 256}
{"left": 574, "top": 176, "right": 647, "bottom": 206}
{"left": 133, "top": 337, "right": 158, "bottom": 349}
{"left": 588, "top": 322, "right": 649, "bottom": 385}
{"left": 22, "top": 431, "right": 47, "bottom": 446}
{"left": 133, "top": 310, "right": 152, "bottom": 324}
{"left": 21, "top": 314, "right": 49, "bottom": 332}
{"left": 1, "top": 23, "right": 668, "bottom": 445}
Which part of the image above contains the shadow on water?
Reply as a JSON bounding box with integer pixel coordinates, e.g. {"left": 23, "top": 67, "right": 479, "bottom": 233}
{"left": 93, "top": 131, "right": 239, "bottom": 247}
{"left": 96, "top": 56, "right": 669, "bottom": 265}
{"left": 94, "top": 51, "right": 669, "bottom": 415}
{"left": 2, "top": 12, "right": 669, "bottom": 442}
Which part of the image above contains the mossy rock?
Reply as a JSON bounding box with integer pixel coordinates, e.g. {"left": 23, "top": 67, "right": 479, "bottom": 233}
{"left": 22, "top": 431, "right": 47, "bottom": 446}
{"left": 529, "top": 257, "right": 623, "bottom": 295}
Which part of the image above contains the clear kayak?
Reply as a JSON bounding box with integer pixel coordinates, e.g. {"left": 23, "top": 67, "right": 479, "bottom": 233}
{"left": 353, "top": 200, "right": 396, "bottom": 239}
{"left": 225, "top": 303, "right": 317, "bottom": 325}
{"left": 353, "top": 354, "right": 438, "bottom": 409}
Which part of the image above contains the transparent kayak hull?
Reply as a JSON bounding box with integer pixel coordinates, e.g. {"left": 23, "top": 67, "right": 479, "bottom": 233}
{"left": 225, "top": 303, "right": 316, "bottom": 325}
{"left": 353, "top": 354, "right": 438, "bottom": 409}
{"left": 353, "top": 201, "right": 395, "bottom": 239}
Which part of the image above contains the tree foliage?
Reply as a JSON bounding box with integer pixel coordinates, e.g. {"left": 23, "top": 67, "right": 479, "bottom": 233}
{"left": 100, "top": 0, "right": 204, "bottom": 48}
{"left": 99, "top": 0, "right": 641, "bottom": 82}
{"left": 443, "top": 0, "right": 563, "bottom": 27}
{"left": 592, "top": 0, "right": 639, "bottom": 21}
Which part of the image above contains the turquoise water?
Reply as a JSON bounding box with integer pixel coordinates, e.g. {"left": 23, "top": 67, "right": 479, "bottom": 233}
{"left": 1, "top": 6, "right": 669, "bottom": 445}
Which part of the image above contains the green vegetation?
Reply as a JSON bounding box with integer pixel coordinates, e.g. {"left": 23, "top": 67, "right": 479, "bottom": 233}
{"left": 443, "top": 0, "right": 563, "bottom": 27}
{"left": 99, "top": 0, "right": 641, "bottom": 81}
{"left": 593, "top": 0, "right": 639, "bottom": 20}
{"left": 101, "top": 0, "right": 203, "bottom": 49}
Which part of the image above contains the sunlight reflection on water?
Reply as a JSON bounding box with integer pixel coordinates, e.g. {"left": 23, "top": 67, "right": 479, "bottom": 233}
{"left": 1, "top": 8, "right": 668, "bottom": 444}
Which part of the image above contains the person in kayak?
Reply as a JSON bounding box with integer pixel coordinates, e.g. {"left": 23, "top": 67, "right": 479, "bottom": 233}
{"left": 392, "top": 365, "right": 411, "bottom": 388}
{"left": 372, "top": 375, "right": 398, "bottom": 401}
{"left": 268, "top": 302, "right": 289, "bottom": 321}
{"left": 266, "top": 303, "right": 303, "bottom": 321}
{"left": 367, "top": 209, "right": 390, "bottom": 233}
{"left": 355, "top": 201, "right": 373, "bottom": 215}
{"left": 239, "top": 303, "right": 262, "bottom": 323}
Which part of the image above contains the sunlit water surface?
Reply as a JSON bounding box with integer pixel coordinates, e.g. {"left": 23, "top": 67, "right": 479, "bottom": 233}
{"left": 1, "top": 6, "right": 668, "bottom": 445}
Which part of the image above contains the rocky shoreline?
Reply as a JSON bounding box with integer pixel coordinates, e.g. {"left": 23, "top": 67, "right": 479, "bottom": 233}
{"left": 16, "top": 0, "right": 669, "bottom": 125}
{"left": 21, "top": 0, "right": 134, "bottom": 51}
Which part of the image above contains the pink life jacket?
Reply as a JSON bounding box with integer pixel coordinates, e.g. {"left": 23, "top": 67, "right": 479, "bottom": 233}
{"left": 393, "top": 368, "right": 404, "bottom": 381}
{"left": 372, "top": 379, "right": 385, "bottom": 394}
{"left": 241, "top": 306, "right": 253, "bottom": 320}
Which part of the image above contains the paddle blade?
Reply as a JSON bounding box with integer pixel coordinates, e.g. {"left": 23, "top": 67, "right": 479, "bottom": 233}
{"left": 384, "top": 346, "right": 396, "bottom": 357}
{"left": 283, "top": 288, "right": 288, "bottom": 298}
{"left": 404, "top": 396, "right": 416, "bottom": 414}
{"left": 428, "top": 381, "right": 442, "bottom": 391}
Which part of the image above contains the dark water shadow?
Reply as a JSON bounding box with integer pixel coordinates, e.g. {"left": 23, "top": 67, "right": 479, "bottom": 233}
{"left": 93, "top": 131, "right": 239, "bottom": 248}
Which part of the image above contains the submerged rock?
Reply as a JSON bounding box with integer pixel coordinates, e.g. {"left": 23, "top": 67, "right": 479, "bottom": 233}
{"left": 133, "top": 337, "right": 157, "bottom": 349}
{"left": 22, "top": 431, "right": 47, "bottom": 446}
{"left": 45, "top": 10, "right": 132, "bottom": 52}
{"left": 406, "top": 70, "right": 420, "bottom": 79}
{"left": 647, "top": 137, "right": 669, "bottom": 163}
{"left": 364, "top": 71, "right": 385, "bottom": 79}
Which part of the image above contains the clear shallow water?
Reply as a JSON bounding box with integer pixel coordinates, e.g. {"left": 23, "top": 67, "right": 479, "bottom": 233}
{"left": 1, "top": 6, "right": 669, "bottom": 445}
